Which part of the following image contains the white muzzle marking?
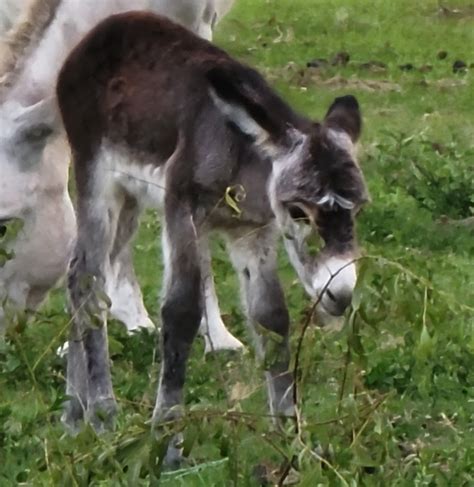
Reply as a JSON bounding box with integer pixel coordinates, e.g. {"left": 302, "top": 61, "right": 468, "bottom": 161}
{"left": 312, "top": 257, "right": 357, "bottom": 313}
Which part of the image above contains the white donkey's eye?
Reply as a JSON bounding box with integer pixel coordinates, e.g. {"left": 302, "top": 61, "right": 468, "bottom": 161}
{"left": 23, "top": 125, "right": 53, "bottom": 142}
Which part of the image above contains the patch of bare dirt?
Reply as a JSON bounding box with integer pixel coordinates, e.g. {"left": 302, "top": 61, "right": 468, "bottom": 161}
{"left": 358, "top": 60, "right": 388, "bottom": 73}
{"left": 266, "top": 64, "right": 401, "bottom": 92}
{"left": 266, "top": 61, "right": 470, "bottom": 94}
{"left": 429, "top": 78, "right": 468, "bottom": 90}
{"left": 320, "top": 75, "right": 402, "bottom": 92}
{"left": 437, "top": 4, "right": 474, "bottom": 19}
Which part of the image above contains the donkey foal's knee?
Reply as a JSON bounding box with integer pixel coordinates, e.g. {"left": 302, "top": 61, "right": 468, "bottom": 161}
{"left": 253, "top": 303, "right": 290, "bottom": 338}
{"left": 161, "top": 290, "right": 202, "bottom": 342}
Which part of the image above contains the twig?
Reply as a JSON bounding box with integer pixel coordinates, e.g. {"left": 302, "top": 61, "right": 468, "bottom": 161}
{"left": 438, "top": 216, "right": 474, "bottom": 227}
{"left": 276, "top": 455, "right": 295, "bottom": 486}
{"left": 363, "top": 254, "right": 474, "bottom": 312}
{"left": 338, "top": 337, "right": 352, "bottom": 413}
{"left": 292, "top": 259, "right": 359, "bottom": 420}
{"left": 349, "top": 394, "right": 389, "bottom": 447}
{"left": 298, "top": 436, "right": 349, "bottom": 487}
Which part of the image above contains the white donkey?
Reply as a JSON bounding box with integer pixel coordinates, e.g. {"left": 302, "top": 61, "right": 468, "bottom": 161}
{"left": 0, "top": 0, "right": 243, "bottom": 351}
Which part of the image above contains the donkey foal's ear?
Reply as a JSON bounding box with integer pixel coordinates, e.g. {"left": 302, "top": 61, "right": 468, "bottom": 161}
{"left": 209, "top": 85, "right": 271, "bottom": 144}
{"left": 207, "top": 66, "right": 272, "bottom": 144}
{"left": 324, "top": 95, "right": 361, "bottom": 142}
{"left": 206, "top": 64, "right": 294, "bottom": 158}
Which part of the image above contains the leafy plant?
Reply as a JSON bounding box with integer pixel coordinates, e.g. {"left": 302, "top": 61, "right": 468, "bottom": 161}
{"left": 371, "top": 132, "right": 474, "bottom": 219}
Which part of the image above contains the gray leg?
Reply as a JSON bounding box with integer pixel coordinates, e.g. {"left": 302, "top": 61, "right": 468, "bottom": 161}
{"left": 152, "top": 202, "right": 203, "bottom": 465}
{"left": 65, "top": 190, "right": 120, "bottom": 432}
{"left": 226, "top": 226, "right": 295, "bottom": 419}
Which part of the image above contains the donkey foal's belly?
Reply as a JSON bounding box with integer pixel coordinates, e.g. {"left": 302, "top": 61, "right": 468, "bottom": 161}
{"left": 100, "top": 144, "right": 166, "bottom": 209}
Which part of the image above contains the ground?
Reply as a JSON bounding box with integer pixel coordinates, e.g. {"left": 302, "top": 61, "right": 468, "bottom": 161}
{"left": 1, "top": 0, "right": 473, "bottom": 485}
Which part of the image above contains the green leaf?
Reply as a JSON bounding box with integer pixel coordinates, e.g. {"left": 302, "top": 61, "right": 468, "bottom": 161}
{"left": 415, "top": 323, "right": 434, "bottom": 360}
{"left": 352, "top": 444, "right": 380, "bottom": 468}
{"left": 182, "top": 423, "right": 198, "bottom": 458}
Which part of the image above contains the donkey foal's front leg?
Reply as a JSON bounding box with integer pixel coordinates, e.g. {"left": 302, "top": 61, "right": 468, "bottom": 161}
{"left": 227, "top": 228, "right": 295, "bottom": 420}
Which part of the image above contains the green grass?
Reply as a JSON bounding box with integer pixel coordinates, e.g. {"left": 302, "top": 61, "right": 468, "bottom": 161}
{"left": 1, "top": 0, "right": 473, "bottom": 484}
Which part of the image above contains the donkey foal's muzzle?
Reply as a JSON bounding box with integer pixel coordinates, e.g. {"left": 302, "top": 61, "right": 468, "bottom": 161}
{"left": 312, "top": 257, "right": 357, "bottom": 317}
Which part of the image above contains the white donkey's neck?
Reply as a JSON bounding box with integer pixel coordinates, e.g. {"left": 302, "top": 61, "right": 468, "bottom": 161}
{"left": 4, "top": 0, "right": 150, "bottom": 192}
{"left": 9, "top": 0, "right": 224, "bottom": 104}
{"left": 10, "top": 0, "right": 149, "bottom": 104}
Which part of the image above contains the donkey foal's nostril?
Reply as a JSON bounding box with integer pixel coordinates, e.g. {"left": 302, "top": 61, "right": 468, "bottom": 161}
{"left": 337, "top": 292, "right": 352, "bottom": 311}
{"left": 326, "top": 289, "right": 337, "bottom": 302}
{"left": 324, "top": 289, "right": 352, "bottom": 316}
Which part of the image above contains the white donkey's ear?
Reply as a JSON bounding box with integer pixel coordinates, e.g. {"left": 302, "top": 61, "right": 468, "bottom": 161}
{"left": 206, "top": 63, "right": 305, "bottom": 158}
{"left": 15, "top": 97, "right": 59, "bottom": 129}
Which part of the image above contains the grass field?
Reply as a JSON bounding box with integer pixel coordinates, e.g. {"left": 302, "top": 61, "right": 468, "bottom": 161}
{"left": 1, "top": 0, "right": 473, "bottom": 484}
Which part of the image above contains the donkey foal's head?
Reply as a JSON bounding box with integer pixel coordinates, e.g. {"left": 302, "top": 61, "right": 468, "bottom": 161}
{"left": 208, "top": 66, "right": 368, "bottom": 319}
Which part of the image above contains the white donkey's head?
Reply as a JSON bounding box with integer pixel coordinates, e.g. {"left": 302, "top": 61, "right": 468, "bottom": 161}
{"left": 208, "top": 64, "right": 369, "bottom": 319}
{"left": 0, "top": 97, "right": 59, "bottom": 219}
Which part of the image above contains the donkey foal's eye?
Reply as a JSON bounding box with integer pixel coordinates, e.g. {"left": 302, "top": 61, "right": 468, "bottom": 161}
{"left": 288, "top": 204, "right": 311, "bottom": 225}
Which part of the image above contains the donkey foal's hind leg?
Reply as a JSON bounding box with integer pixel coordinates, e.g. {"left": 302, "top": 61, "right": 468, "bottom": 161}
{"left": 65, "top": 187, "right": 120, "bottom": 432}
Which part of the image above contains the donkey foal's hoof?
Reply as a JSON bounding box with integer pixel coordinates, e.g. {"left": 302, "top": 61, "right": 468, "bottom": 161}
{"left": 152, "top": 407, "right": 185, "bottom": 468}
{"left": 87, "top": 397, "right": 118, "bottom": 433}
{"left": 163, "top": 433, "right": 184, "bottom": 469}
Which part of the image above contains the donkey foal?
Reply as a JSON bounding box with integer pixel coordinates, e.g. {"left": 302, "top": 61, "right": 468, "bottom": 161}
{"left": 57, "top": 12, "right": 368, "bottom": 461}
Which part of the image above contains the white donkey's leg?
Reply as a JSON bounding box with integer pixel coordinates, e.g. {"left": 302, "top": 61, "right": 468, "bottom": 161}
{"left": 198, "top": 235, "right": 244, "bottom": 353}
{"left": 106, "top": 246, "right": 154, "bottom": 332}
{"left": 106, "top": 194, "right": 154, "bottom": 333}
